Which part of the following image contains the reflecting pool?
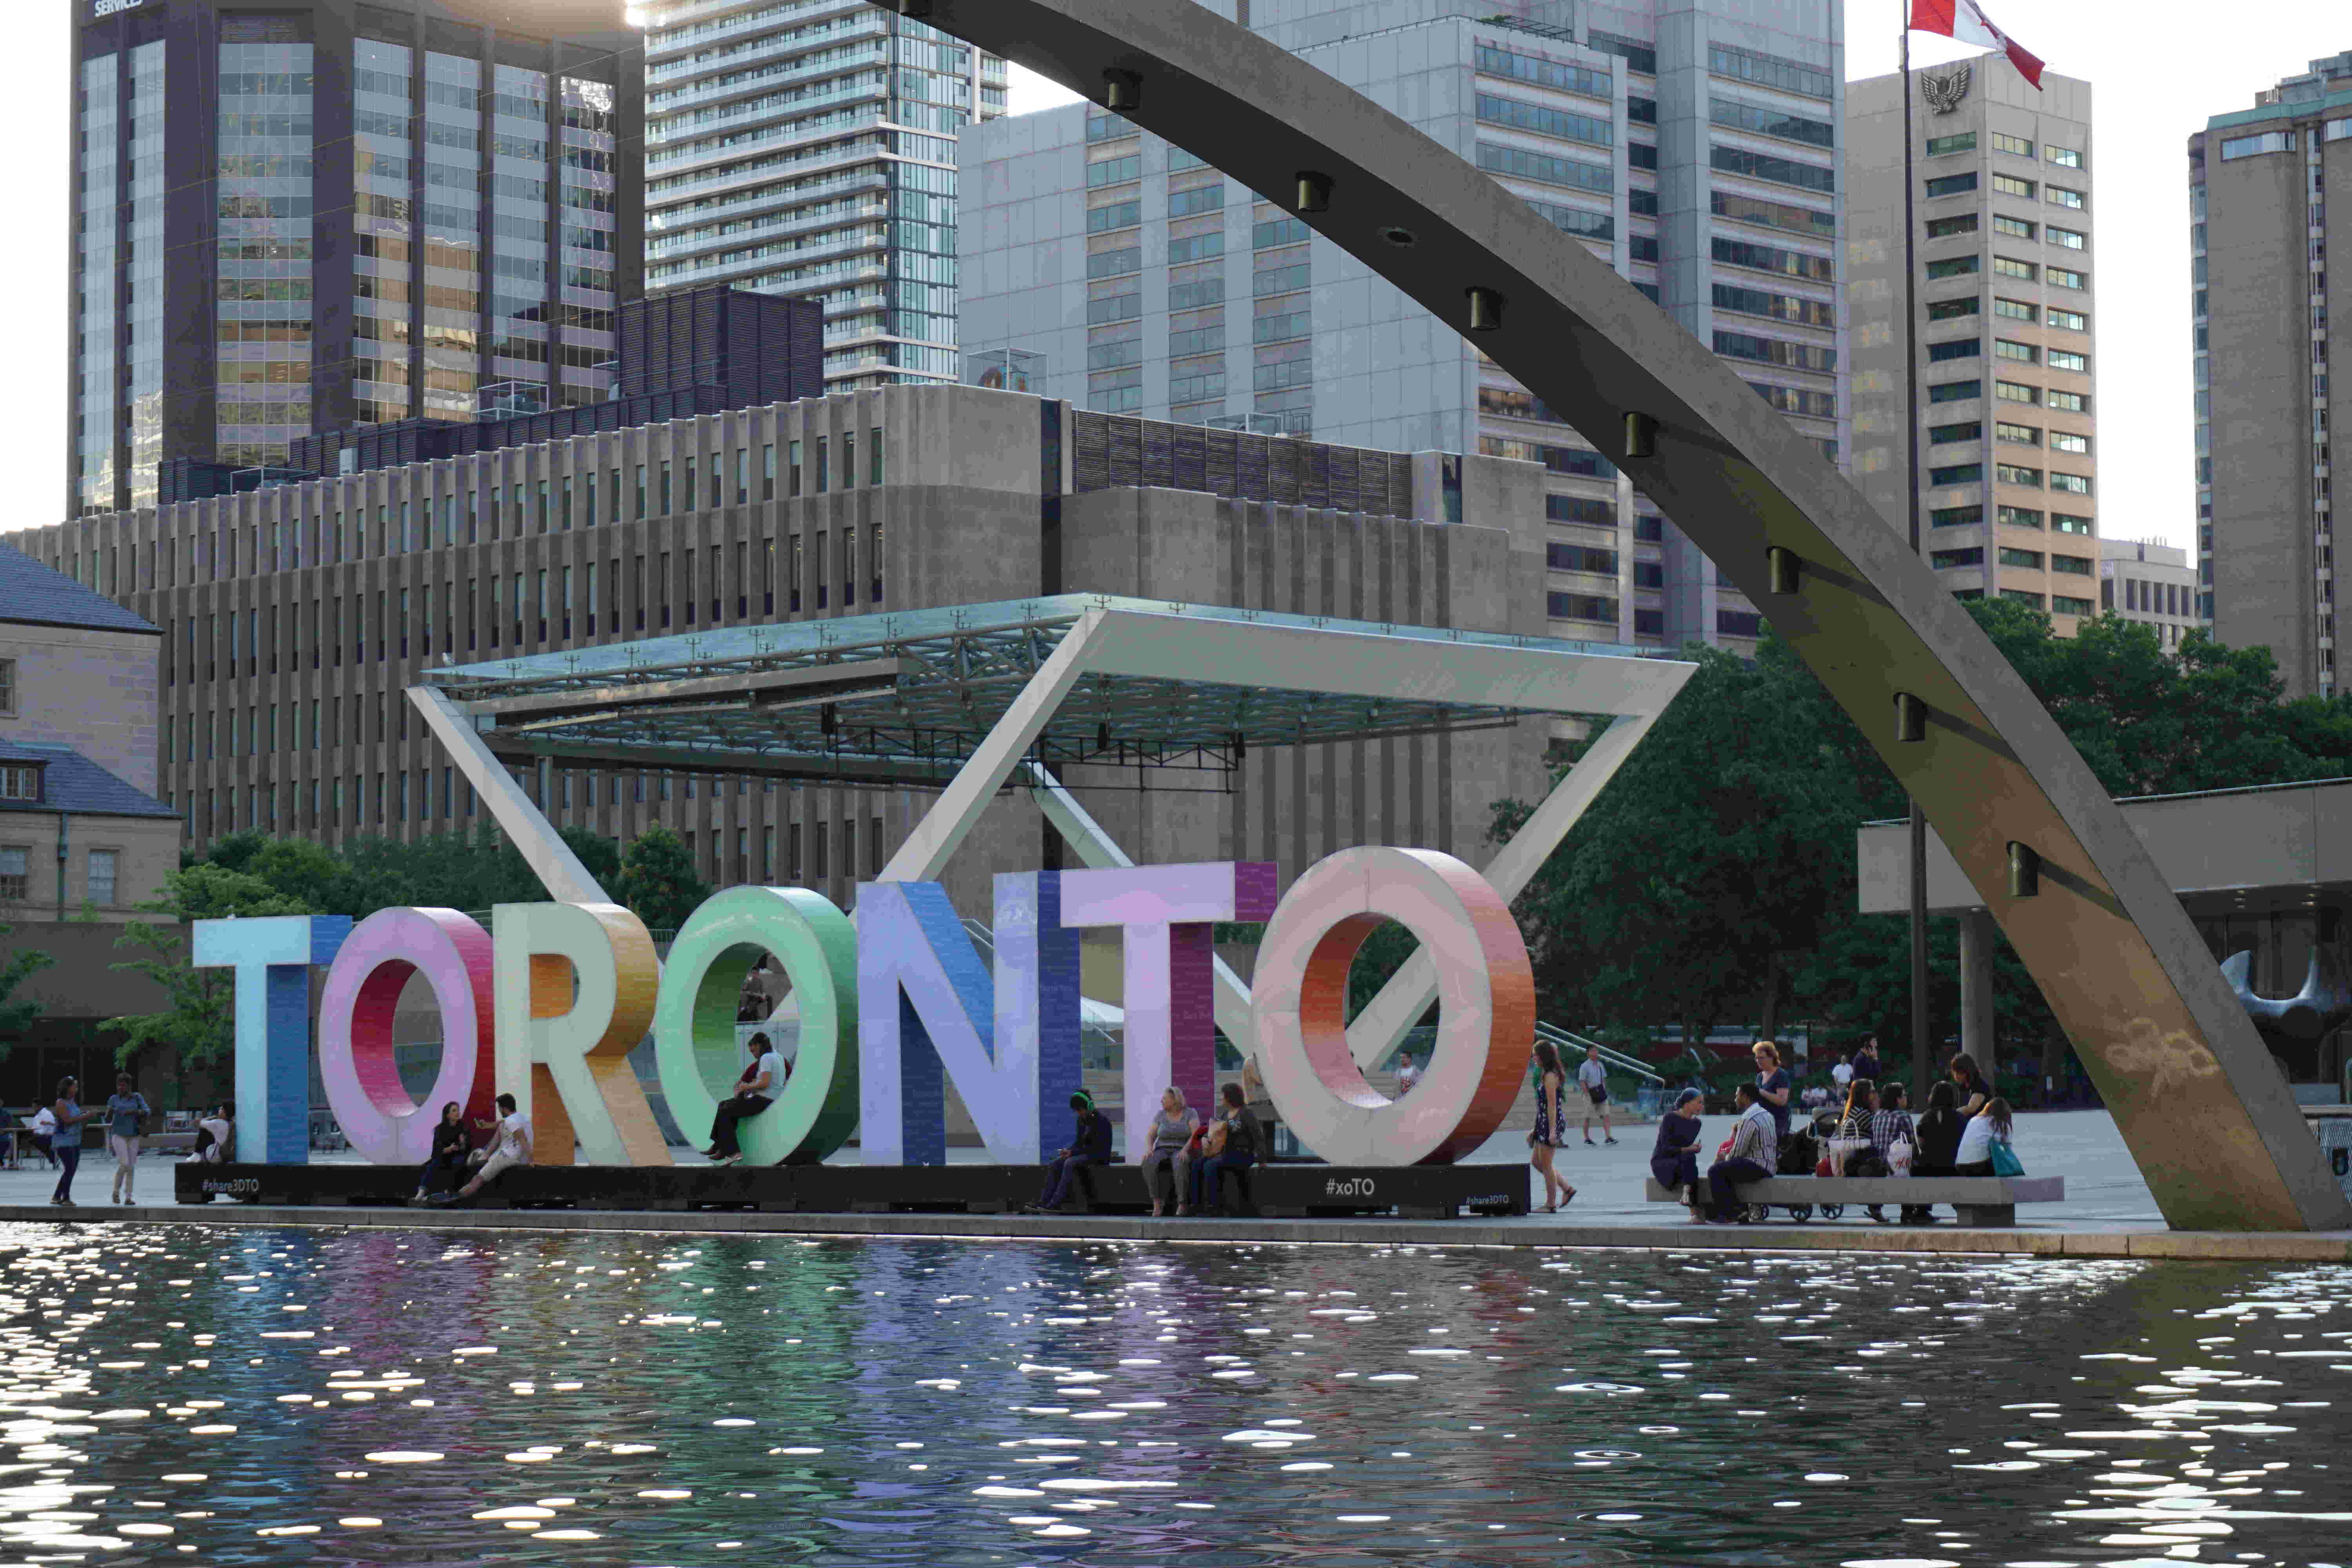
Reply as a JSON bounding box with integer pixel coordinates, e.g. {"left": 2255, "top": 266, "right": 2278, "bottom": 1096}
{"left": 0, "top": 1224, "right": 2347, "bottom": 1565}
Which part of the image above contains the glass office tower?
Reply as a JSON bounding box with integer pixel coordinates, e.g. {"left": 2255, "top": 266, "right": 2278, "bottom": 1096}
{"left": 68, "top": 0, "right": 642, "bottom": 518}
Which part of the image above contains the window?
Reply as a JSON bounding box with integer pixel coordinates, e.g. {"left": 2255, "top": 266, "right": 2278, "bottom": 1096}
{"left": 1926, "top": 255, "right": 1980, "bottom": 279}
{"left": 1992, "top": 214, "right": 2037, "bottom": 240}
{"left": 1547, "top": 592, "right": 1618, "bottom": 622}
{"left": 1546, "top": 494, "right": 1615, "bottom": 525}
{"left": 1710, "top": 96, "right": 1835, "bottom": 148}
{"left": 2053, "top": 512, "right": 2093, "bottom": 535}
{"left": 1927, "top": 339, "right": 1980, "bottom": 362}
{"left": 1992, "top": 132, "right": 2034, "bottom": 158}
{"left": 1547, "top": 543, "right": 1619, "bottom": 573}
{"left": 1711, "top": 145, "right": 1835, "bottom": 193}
{"left": 2047, "top": 348, "right": 2087, "bottom": 372}
{"left": 2219, "top": 131, "right": 2294, "bottom": 160}
{"left": 1923, "top": 172, "right": 1978, "bottom": 198}
{"left": 2050, "top": 431, "right": 2089, "bottom": 455}
{"left": 2001, "top": 589, "right": 2046, "bottom": 608}
{"left": 1087, "top": 199, "right": 1141, "bottom": 234}
{"left": 1998, "top": 548, "right": 2043, "bottom": 569}
{"left": 0, "top": 658, "right": 12, "bottom": 714}
{"left": 2045, "top": 308, "right": 2087, "bottom": 332}
{"left": 2047, "top": 186, "right": 2085, "bottom": 210}
{"left": 2045, "top": 145, "right": 2081, "bottom": 168}
{"left": 1993, "top": 256, "right": 2038, "bottom": 281}
{"left": 1927, "top": 297, "right": 1980, "bottom": 321}
{"left": 1993, "top": 298, "right": 2038, "bottom": 323}
{"left": 2049, "top": 472, "right": 2092, "bottom": 495}
{"left": 1931, "top": 547, "right": 1983, "bottom": 568}
{"left": 87, "top": 849, "right": 117, "bottom": 907}
{"left": 2047, "top": 226, "right": 2087, "bottom": 249}
{"left": 2047, "top": 389, "right": 2088, "bottom": 412}
{"left": 1708, "top": 42, "right": 1833, "bottom": 100}
{"left": 1931, "top": 505, "right": 1983, "bottom": 528}
{"left": 0, "top": 845, "right": 27, "bottom": 900}
{"left": 1479, "top": 93, "right": 1614, "bottom": 148}
{"left": 1995, "top": 339, "right": 2038, "bottom": 363}
{"left": 0, "top": 766, "right": 38, "bottom": 802}
{"left": 1929, "top": 463, "right": 1982, "bottom": 486}
{"left": 1711, "top": 191, "right": 1836, "bottom": 239}
{"left": 1712, "top": 284, "right": 1835, "bottom": 327}
{"left": 1929, "top": 379, "right": 1982, "bottom": 403}
{"left": 1717, "top": 610, "right": 1763, "bottom": 639}
{"left": 2047, "top": 267, "right": 2086, "bottom": 290}
{"left": 1926, "top": 131, "right": 1976, "bottom": 156}
{"left": 1475, "top": 44, "right": 1613, "bottom": 100}
{"left": 1167, "top": 183, "right": 1225, "bottom": 218}
{"left": 1713, "top": 330, "right": 1837, "bottom": 371}
{"left": 2052, "top": 595, "right": 2094, "bottom": 617}
{"left": 1996, "top": 421, "right": 2040, "bottom": 445}
{"left": 1086, "top": 153, "right": 1142, "bottom": 187}
{"left": 1925, "top": 214, "right": 1978, "bottom": 239}
{"left": 1087, "top": 246, "right": 1142, "bottom": 278}
{"left": 2051, "top": 554, "right": 2092, "bottom": 576}
{"left": 1989, "top": 174, "right": 2035, "bottom": 200}
{"left": 1998, "top": 506, "right": 2043, "bottom": 529}
{"left": 1477, "top": 142, "right": 1613, "bottom": 194}
{"left": 1996, "top": 464, "right": 2043, "bottom": 488}
{"left": 1929, "top": 421, "right": 1981, "bottom": 444}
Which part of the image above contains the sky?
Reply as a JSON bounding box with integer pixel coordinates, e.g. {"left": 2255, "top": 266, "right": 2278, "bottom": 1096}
{"left": 11, "top": 5, "right": 2345, "bottom": 557}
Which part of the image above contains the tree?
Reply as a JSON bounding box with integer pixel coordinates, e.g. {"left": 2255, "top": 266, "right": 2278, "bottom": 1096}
{"left": 614, "top": 824, "right": 710, "bottom": 931}
{"left": 102, "top": 865, "right": 310, "bottom": 1073}
{"left": 0, "top": 924, "right": 54, "bottom": 1064}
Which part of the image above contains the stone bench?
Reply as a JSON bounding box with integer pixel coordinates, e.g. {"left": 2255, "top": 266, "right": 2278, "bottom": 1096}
{"left": 1645, "top": 1174, "right": 2065, "bottom": 1227}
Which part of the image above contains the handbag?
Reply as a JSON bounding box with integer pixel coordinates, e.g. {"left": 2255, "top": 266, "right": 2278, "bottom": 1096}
{"left": 1888, "top": 1137, "right": 1915, "bottom": 1176}
{"left": 1989, "top": 1138, "right": 2025, "bottom": 1178}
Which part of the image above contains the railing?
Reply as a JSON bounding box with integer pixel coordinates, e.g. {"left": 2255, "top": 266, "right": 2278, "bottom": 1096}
{"left": 1536, "top": 1020, "right": 1664, "bottom": 1085}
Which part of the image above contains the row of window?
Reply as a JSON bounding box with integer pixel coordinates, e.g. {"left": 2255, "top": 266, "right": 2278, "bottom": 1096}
{"left": 1926, "top": 131, "right": 2081, "bottom": 167}
{"left": 1927, "top": 378, "right": 2090, "bottom": 415}
{"left": 0, "top": 846, "right": 117, "bottom": 906}
{"left": 1929, "top": 505, "right": 2092, "bottom": 534}
{"left": 1926, "top": 338, "right": 2089, "bottom": 374}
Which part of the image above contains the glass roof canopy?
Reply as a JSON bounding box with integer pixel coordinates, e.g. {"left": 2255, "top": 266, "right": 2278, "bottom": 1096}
{"left": 418, "top": 595, "right": 1658, "bottom": 788}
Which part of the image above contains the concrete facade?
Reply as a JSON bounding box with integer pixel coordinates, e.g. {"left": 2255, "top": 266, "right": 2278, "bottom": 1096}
{"left": 0, "top": 621, "right": 161, "bottom": 802}
{"left": 1847, "top": 62, "right": 2100, "bottom": 627}
{"left": 2194, "top": 52, "right": 2352, "bottom": 698}
{"left": 7, "top": 381, "right": 1548, "bottom": 920}
{"left": 2100, "top": 538, "right": 2205, "bottom": 650}
{"left": 961, "top": 0, "right": 1850, "bottom": 662}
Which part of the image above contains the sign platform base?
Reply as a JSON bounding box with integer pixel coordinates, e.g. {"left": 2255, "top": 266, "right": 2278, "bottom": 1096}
{"left": 174, "top": 1161, "right": 1527, "bottom": 1220}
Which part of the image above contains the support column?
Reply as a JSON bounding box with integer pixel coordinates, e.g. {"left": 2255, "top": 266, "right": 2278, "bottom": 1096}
{"left": 1958, "top": 906, "right": 1997, "bottom": 1074}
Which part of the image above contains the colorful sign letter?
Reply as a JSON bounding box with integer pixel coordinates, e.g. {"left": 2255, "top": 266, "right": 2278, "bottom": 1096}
{"left": 492, "top": 902, "right": 663, "bottom": 1166}
{"left": 1250, "top": 847, "right": 1533, "bottom": 1165}
{"left": 316, "top": 907, "right": 495, "bottom": 1164}
{"left": 193, "top": 914, "right": 351, "bottom": 1164}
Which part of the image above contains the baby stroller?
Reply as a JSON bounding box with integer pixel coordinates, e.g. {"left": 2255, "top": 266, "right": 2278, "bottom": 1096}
{"left": 1740, "top": 1112, "right": 1845, "bottom": 1223}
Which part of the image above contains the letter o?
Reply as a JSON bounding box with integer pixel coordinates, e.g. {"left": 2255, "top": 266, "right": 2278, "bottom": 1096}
{"left": 317, "top": 907, "right": 495, "bottom": 1165}
{"left": 1250, "top": 847, "right": 1534, "bottom": 1166}
{"left": 653, "top": 886, "right": 860, "bottom": 1166}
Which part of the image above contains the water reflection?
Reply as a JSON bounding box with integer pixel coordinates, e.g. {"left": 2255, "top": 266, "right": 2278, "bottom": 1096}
{"left": 0, "top": 1221, "right": 2344, "bottom": 1564}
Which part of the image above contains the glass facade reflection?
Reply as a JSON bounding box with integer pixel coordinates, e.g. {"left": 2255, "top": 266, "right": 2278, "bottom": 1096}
{"left": 215, "top": 25, "right": 316, "bottom": 467}
{"left": 75, "top": 52, "right": 118, "bottom": 514}
{"left": 352, "top": 38, "right": 411, "bottom": 426}
{"left": 422, "top": 50, "right": 484, "bottom": 423}
{"left": 126, "top": 42, "right": 167, "bottom": 510}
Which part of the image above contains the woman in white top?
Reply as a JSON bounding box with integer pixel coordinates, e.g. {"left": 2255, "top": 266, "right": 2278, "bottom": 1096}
{"left": 1953, "top": 1096, "right": 2013, "bottom": 1176}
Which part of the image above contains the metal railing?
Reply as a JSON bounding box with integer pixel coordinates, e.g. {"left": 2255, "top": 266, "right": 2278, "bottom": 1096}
{"left": 1536, "top": 1020, "right": 1664, "bottom": 1085}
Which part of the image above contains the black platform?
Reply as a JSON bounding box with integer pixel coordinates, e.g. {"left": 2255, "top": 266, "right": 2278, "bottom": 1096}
{"left": 175, "top": 1160, "right": 1526, "bottom": 1219}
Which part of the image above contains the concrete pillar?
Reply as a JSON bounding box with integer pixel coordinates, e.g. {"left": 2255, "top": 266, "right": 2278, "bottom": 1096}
{"left": 1959, "top": 906, "right": 1998, "bottom": 1073}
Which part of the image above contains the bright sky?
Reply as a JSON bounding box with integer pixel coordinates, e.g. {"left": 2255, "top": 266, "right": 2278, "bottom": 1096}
{"left": 9, "top": 9, "right": 2343, "bottom": 559}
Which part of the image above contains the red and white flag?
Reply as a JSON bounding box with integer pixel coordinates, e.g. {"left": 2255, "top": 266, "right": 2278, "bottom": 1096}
{"left": 1909, "top": 0, "right": 2044, "bottom": 89}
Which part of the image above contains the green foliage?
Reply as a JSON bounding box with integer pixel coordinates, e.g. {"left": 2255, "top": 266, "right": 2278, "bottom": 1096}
{"left": 102, "top": 865, "right": 310, "bottom": 1073}
{"left": 1497, "top": 603, "right": 2352, "bottom": 1065}
{"left": 615, "top": 824, "right": 712, "bottom": 932}
{"left": 0, "top": 923, "right": 56, "bottom": 1062}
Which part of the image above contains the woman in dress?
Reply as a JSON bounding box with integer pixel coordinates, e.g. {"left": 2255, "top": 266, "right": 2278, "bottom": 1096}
{"left": 1649, "top": 1087, "right": 1706, "bottom": 1220}
{"left": 1528, "top": 1040, "right": 1575, "bottom": 1211}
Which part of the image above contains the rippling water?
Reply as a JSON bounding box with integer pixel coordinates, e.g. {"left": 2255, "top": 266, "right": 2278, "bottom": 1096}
{"left": 0, "top": 1224, "right": 2345, "bottom": 1565}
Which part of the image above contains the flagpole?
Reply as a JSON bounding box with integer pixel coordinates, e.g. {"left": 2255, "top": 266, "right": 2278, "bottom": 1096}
{"left": 1900, "top": 14, "right": 1933, "bottom": 1114}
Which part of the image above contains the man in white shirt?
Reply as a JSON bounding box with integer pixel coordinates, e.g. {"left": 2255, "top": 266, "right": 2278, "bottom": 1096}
{"left": 1577, "top": 1045, "right": 1616, "bottom": 1145}
{"left": 1394, "top": 1052, "right": 1423, "bottom": 1094}
{"left": 438, "top": 1093, "right": 532, "bottom": 1203}
{"left": 704, "top": 1032, "right": 788, "bottom": 1166}
{"left": 194, "top": 1103, "right": 234, "bottom": 1164}
{"left": 1830, "top": 1053, "right": 1853, "bottom": 1093}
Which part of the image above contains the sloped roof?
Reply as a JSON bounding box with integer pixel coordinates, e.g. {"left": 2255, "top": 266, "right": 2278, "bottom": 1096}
{"left": 0, "top": 541, "right": 159, "bottom": 635}
{"left": 0, "top": 740, "right": 179, "bottom": 820}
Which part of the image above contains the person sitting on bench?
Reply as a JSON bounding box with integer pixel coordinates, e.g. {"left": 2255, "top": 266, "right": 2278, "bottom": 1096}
{"left": 1705, "top": 1082, "right": 1778, "bottom": 1224}
{"left": 1138, "top": 1086, "right": 1200, "bottom": 1217}
{"left": 703, "top": 1032, "right": 787, "bottom": 1167}
{"left": 1187, "top": 1083, "right": 1261, "bottom": 1215}
{"left": 410, "top": 1101, "right": 471, "bottom": 1201}
{"left": 434, "top": 1093, "right": 531, "bottom": 1203}
{"left": 1030, "top": 1090, "right": 1112, "bottom": 1213}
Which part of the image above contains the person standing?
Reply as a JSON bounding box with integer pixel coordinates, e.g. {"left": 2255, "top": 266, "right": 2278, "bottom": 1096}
{"left": 1577, "top": 1044, "right": 1616, "bottom": 1145}
{"left": 435, "top": 1093, "right": 532, "bottom": 1203}
{"left": 1829, "top": 1052, "right": 1854, "bottom": 1096}
{"left": 703, "top": 1032, "right": 787, "bottom": 1166}
{"left": 1393, "top": 1051, "right": 1424, "bottom": 1094}
{"left": 1751, "top": 1041, "right": 1793, "bottom": 1146}
{"left": 1032, "top": 1090, "right": 1113, "bottom": 1213}
{"left": 1853, "top": 1036, "right": 1884, "bottom": 1084}
{"left": 1706, "top": 1082, "right": 1779, "bottom": 1222}
{"left": 1948, "top": 1053, "right": 1993, "bottom": 1117}
{"left": 1527, "top": 1040, "right": 1576, "bottom": 1211}
{"left": 1138, "top": 1086, "right": 1199, "bottom": 1217}
{"left": 1650, "top": 1088, "right": 1706, "bottom": 1219}
{"left": 49, "top": 1077, "right": 94, "bottom": 1208}
{"left": 105, "top": 1073, "right": 151, "bottom": 1205}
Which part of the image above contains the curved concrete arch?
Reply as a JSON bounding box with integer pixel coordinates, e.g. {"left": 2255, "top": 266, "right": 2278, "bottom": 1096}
{"left": 916, "top": 0, "right": 2348, "bottom": 1230}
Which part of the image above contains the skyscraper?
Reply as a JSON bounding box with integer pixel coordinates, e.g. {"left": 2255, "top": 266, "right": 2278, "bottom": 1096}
{"left": 2192, "top": 51, "right": 2352, "bottom": 697}
{"left": 638, "top": 0, "right": 1009, "bottom": 393}
{"left": 958, "top": 0, "right": 1847, "bottom": 658}
{"left": 1846, "top": 61, "right": 2100, "bottom": 625}
{"left": 68, "top": 0, "right": 641, "bottom": 519}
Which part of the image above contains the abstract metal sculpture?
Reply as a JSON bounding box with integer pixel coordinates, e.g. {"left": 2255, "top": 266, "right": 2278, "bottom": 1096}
{"left": 2221, "top": 910, "right": 2352, "bottom": 1048}
{"left": 915, "top": 0, "right": 2344, "bottom": 1228}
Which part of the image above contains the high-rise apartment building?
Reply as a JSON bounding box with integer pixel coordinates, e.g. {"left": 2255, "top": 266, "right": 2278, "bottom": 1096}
{"left": 639, "top": 0, "right": 1009, "bottom": 394}
{"left": 67, "top": 0, "right": 642, "bottom": 520}
{"left": 2099, "top": 537, "right": 2205, "bottom": 650}
{"left": 959, "top": 0, "right": 1847, "bottom": 656}
{"left": 1847, "top": 62, "right": 2100, "bottom": 625}
{"left": 2192, "top": 51, "right": 2352, "bottom": 697}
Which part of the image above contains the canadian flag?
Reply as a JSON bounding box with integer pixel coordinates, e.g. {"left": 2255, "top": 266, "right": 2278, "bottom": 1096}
{"left": 1910, "top": 0, "right": 2045, "bottom": 89}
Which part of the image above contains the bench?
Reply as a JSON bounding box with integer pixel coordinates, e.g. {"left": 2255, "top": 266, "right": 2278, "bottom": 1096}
{"left": 1645, "top": 1174, "right": 2065, "bottom": 1227}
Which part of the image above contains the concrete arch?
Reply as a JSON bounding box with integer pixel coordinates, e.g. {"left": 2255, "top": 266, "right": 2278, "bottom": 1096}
{"left": 917, "top": 0, "right": 2348, "bottom": 1230}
